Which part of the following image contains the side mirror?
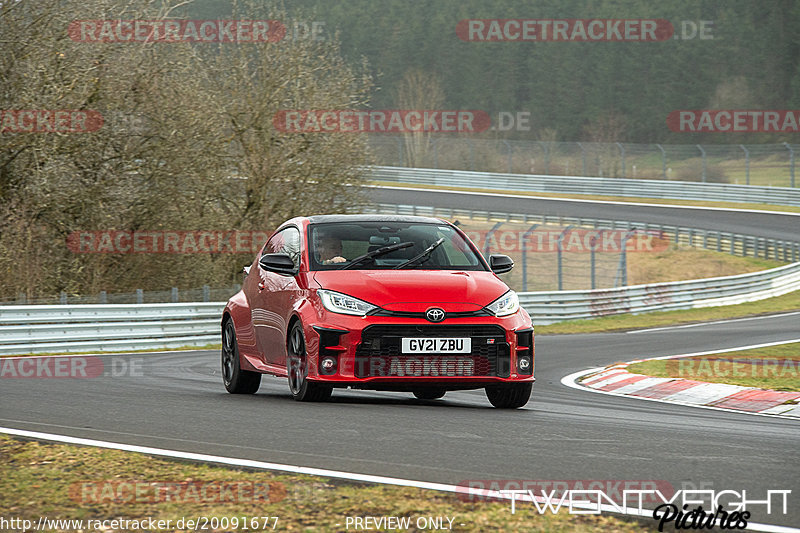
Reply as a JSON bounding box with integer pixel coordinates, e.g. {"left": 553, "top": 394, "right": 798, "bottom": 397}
{"left": 489, "top": 254, "right": 514, "bottom": 274}
{"left": 259, "top": 253, "right": 296, "bottom": 275}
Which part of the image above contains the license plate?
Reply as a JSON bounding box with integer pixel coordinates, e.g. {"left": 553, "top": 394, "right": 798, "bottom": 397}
{"left": 401, "top": 337, "right": 471, "bottom": 354}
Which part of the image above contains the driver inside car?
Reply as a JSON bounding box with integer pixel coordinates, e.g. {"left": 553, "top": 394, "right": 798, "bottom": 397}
{"left": 317, "top": 233, "right": 347, "bottom": 265}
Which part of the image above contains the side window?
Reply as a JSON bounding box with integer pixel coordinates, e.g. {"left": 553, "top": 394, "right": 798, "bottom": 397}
{"left": 263, "top": 227, "right": 301, "bottom": 269}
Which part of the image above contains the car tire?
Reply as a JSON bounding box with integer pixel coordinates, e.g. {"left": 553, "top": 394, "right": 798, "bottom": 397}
{"left": 287, "top": 322, "right": 332, "bottom": 402}
{"left": 485, "top": 383, "right": 532, "bottom": 409}
{"left": 222, "top": 319, "right": 261, "bottom": 394}
{"left": 412, "top": 388, "right": 446, "bottom": 400}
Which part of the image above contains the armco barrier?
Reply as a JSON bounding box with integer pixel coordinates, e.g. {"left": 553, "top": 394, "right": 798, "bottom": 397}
{"left": 1, "top": 263, "right": 798, "bottom": 353}
{"left": 0, "top": 302, "right": 225, "bottom": 355}
{"left": 519, "top": 261, "right": 800, "bottom": 325}
{"left": 368, "top": 166, "right": 800, "bottom": 206}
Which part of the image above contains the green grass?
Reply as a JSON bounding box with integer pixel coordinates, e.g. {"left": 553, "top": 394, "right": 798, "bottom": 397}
{"left": 0, "top": 435, "right": 656, "bottom": 532}
{"left": 626, "top": 342, "right": 800, "bottom": 392}
{"left": 536, "top": 290, "right": 800, "bottom": 335}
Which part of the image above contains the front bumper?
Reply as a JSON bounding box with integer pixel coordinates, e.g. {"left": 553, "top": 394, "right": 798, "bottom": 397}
{"left": 303, "top": 311, "right": 534, "bottom": 387}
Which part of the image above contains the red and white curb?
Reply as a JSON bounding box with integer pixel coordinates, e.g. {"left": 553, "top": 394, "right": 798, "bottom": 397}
{"left": 562, "top": 339, "right": 800, "bottom": 418}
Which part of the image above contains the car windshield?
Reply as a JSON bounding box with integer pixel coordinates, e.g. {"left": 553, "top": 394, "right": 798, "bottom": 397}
{"left": 309, "top": 222, "right": 486, "bottom": 271}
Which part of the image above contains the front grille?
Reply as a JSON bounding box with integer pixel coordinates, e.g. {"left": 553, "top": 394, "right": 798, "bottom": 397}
{"left": 354, "top": 325, "right": 510, "bottom": 378}
{"left": 369, "top": 309, "right": 493, "bottom": 319}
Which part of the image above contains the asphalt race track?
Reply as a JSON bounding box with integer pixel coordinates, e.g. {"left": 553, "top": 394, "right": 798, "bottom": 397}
{"left": 367, "top": 186, "right": 800, "bottom": 242}
{"left": 1, "top": 190, "right": 799, "bottom": 529}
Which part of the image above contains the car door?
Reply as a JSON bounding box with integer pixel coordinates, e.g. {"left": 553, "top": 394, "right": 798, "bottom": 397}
{"left": 252, "top": 226, "right": 302, "bottom": 370}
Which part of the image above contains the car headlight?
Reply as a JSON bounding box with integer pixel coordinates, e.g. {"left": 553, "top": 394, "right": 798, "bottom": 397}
{"left": 318, "top": 289, "right": 378, "bottom": 316}
{"left": 486, "top": 290, "right": 519, "bottom": 317}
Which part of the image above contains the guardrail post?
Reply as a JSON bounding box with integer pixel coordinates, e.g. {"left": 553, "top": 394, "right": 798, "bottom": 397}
{"left": 616, "top": 142, "right": 625, "bottom": 178}
{"left": 467, "top": 139, "right": 476, "bottom": 170}
{"left": 589, "top": 229, "right": 605, "bottom": 289}
{"left": 697, "top": 145, "right": 707, "bottom": 182}
{"left": 577, "top": 142, "right": 587, "bottom": 176}
{"left": 615, "top": 230, "right": 637, "bottom": 287}
{"left": 784, "top": 142, "right": 795, "bottom": 187}
{"left": 537, "top": 142, "right": 550, "bottom": 174}
{"left": 171, "top": 287, "right": 178, "bottom": 303}
{"left": 136, "top": 289, "right": 143, "bottom": 304}
{"left": 502, "top": 140, "right": 512, "bottom": 173}
{"left": 739, "top": 145, "right": 750, "bottom": 185}
{"left": 521, "top": 224, "right": 539, "bottom": 292}
{"left": 432, "top": 138, "right": 439, "bottom": 169}
{"left": 203, "top": 285, "right": 210, "bottom": 302}
{"left": 656, "top": 144, "right": 667, "bottom": 179}
{"left": 556, "top": 225, "right": 574, "bottom": 291}
{"left": 99, "top": 291, "right": 107, "bottom": 304}
{"left": 397, "top": 136, "right": 403, "bottom": 167}
{"left": 483, "top": 221, "right": 504, "bottom": 256}
{"left": 60, "top": 291, "right": 67, "bottom": 305}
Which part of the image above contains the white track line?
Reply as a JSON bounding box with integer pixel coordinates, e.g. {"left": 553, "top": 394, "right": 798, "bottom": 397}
{"left": 561, "top": 338, "right": 800, "bottom": 420}
{"left": 0, "top": 427, "right": 796, "bottom": 533}
{"left": 370, "top": 184, "right": 800, "bottom": 216}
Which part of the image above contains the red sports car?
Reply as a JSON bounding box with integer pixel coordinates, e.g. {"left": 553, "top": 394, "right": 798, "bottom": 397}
{"left": 221, "top": 214, "right": 534, "bottom": 408}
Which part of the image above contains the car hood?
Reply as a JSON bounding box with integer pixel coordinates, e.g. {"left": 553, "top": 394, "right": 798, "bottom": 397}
{"left": 312, "top": 270, "right": 509, "bottom": 312}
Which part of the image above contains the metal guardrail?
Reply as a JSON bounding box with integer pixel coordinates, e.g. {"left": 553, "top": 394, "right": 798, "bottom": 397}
{"left": 367, "top": 203, "right": 800, "bottom": 262}
{"left": 520, "top": 262, "right": 800, "bottom": 325}
{"left": 368, "top": 166, "right": 800, "bottom": 207}
{"left": 1, "top": 264, "right": 798, "bottom": 353}
{"left": 0, "top": 303, "right": 224, "bottom": 355}
{"left": 1, "top": 261, "right": 797, "bottom": 353}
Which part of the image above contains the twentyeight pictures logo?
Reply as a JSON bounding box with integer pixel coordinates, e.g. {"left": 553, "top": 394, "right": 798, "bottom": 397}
{"left": 69, "top": 20, "right": 286, "bottom": 43}
{"left": 456, "top": 19, "right": 674, "bottom": 41}
{"left": 273, "top": 110, "right": 491, "bottom": 133}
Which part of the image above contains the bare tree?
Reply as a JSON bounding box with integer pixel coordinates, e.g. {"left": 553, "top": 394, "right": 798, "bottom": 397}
{"left": 394, "top": 68, "right": 445, "bottom": 168}
{"left": 0, "top": 0, "right": 373, "bottom": 300}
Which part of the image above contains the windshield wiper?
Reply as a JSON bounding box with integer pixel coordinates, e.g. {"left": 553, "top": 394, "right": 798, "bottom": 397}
{"left": 341, "top": 241, "right": 414, "bottom": 270}
{"left": 393, "top": 238, "right": 445, "bottom": 270}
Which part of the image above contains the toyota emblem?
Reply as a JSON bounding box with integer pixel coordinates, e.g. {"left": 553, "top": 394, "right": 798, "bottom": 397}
{"left": 425, "top": 307, "right": 446, "bottom": 322}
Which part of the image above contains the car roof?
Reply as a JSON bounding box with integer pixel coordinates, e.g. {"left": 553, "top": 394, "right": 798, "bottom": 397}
{"left": 305, "top": 214, "right": 446, "bottom": 224}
